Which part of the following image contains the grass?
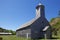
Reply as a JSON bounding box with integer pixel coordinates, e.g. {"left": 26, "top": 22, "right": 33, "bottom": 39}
{"left": 0, "top": 35, "right": 30, "bottom": 40}
{"left": 0, "top": 35, "right": 60, "bottom": 40}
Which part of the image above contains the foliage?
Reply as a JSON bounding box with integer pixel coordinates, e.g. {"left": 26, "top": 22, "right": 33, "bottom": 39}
{"left": 0, "top": 27, "right": 16, "bottom": 35}
{"left": 50, "top": 18, "right": 60, "bottom": 36}
{"left": 50, "top": 18, "right": 55, "bottom": 22}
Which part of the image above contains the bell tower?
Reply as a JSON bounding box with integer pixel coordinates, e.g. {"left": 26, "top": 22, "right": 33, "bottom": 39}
{"left": 36, "top": 3, "right": 45, "bottom": 18}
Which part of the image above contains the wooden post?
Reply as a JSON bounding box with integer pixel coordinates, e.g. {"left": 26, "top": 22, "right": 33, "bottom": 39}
{"left": 45, "top": 33, "right": 46, "bottom": 40}
{"left": 26, "top": 33, "right": 29, "bottom": 39}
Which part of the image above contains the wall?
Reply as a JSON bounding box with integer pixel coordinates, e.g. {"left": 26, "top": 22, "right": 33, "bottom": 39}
{"left": 16, "top": 27, "right": 31, "bottom": 38}
{"left": 31, "top": 17, "right": 52, "bottom": 39}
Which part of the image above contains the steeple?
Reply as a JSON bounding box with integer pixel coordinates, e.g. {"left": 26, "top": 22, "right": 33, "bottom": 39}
{"left": 36, "top": 3, "right": 45, "bottom": 18}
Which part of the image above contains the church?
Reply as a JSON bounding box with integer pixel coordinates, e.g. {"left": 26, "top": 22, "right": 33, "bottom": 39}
{"left": 16, "top": 3, "right": 52, "bottom": 39}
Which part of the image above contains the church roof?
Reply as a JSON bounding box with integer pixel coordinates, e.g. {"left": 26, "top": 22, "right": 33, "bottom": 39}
{"left": 17, "top": 17, "right": 39, "bottom": 30}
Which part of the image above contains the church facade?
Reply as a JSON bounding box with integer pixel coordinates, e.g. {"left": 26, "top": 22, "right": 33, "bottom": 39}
{"left": 16, "top": 3, "right": 52, "bottom": 39}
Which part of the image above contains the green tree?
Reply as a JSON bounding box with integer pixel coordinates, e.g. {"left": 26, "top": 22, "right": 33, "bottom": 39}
{"left": 0, "top": 27, "right": 4, "bottom": 32}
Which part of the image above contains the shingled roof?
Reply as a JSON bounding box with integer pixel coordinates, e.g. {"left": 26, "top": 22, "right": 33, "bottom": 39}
{"left": 17, "top": 17, "right": 39, "bottom": 30}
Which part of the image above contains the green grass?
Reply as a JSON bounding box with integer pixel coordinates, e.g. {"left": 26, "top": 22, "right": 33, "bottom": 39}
{"left": 0, "top": 35, "right": 60, "bottom": 40}
{"left": 0, "top": 35, "right": 30, "bottom": 40}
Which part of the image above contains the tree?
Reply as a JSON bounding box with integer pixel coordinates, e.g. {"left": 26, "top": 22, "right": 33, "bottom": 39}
{"left": 0, "top": 27, "right": 3, "bottom": 32}
{"left": 8, "top": 30, "right": 16, "bottom": 35}
{"left": 0, "top": 27, "right": 16, "bottom": 35}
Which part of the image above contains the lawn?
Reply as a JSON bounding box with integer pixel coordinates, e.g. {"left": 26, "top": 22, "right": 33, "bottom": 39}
{"left": 0, "top": 35, "right": 60, "bottom": 40}
{"left": 0, "top": 35, "right": 29, "bottom": 40}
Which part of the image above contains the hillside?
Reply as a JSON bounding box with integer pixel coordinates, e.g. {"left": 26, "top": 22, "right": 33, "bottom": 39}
{"left": 50, "top": 17, "right": 60, "bottom": 36}
{"left": 0, "top": 27, "right": 16, "bottom": 35}
{"left": 50, "top": 17, "right": 60, "bottom": 29}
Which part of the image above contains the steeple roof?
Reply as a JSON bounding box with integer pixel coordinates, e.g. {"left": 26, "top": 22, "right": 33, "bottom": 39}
{"left": 38, "top": 3, "right": 42, "bottom": 5}
{"left": 36, "top": 3, "right": 44, "bottom": 9}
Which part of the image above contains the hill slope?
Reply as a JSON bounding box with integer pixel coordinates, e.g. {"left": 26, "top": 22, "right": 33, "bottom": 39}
{"left": 50, "top": 18, "right": 60, "bottom": 27}
{"left": 0, "top": 27, "right": 16, "bottom": 35}
{"left": 50, "top": 17, "right": 60, "bottom": 31}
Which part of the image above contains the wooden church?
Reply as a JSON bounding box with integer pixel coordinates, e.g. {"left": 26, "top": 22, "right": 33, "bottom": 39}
{"left": 16, "top": 3, "right": 52, "bottom": 39}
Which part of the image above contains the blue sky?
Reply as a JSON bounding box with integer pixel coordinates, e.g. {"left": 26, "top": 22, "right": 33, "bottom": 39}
{"left": 0, "top": 0, "right": 60, "bottom": 31}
